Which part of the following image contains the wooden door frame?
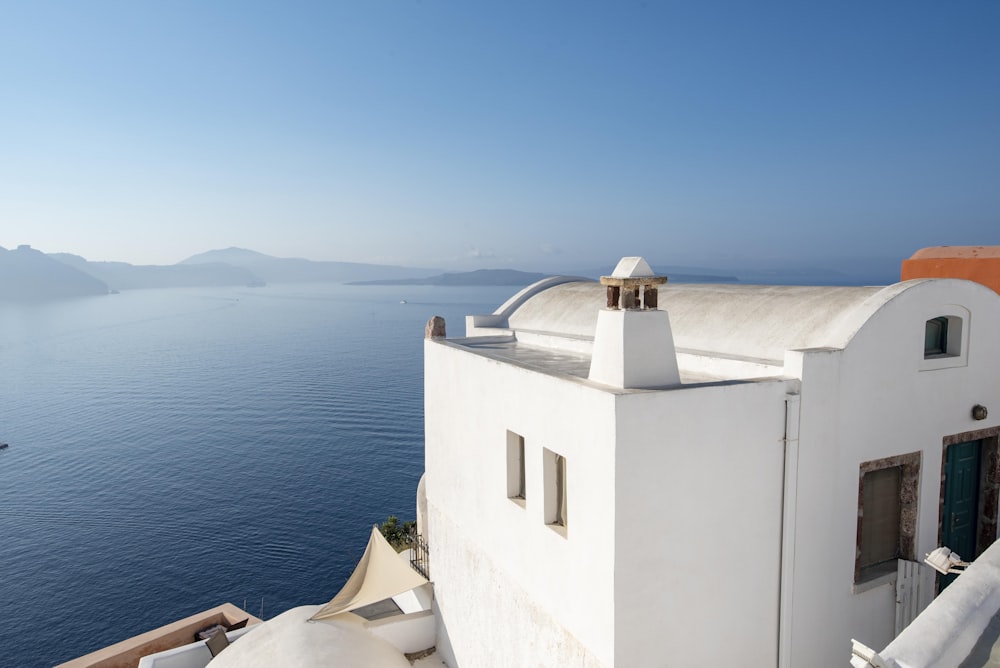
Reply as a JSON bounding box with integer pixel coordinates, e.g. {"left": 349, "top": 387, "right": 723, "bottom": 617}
{"left": 939, "top": 427, "right": 1000, "bottom": 562}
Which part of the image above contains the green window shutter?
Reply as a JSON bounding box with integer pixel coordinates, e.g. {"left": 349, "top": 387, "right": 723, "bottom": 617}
{"left": 924, "top": 317, "right": 949, "bottom": 357}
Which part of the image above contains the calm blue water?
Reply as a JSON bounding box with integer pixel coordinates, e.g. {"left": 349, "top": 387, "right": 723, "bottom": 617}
{"left": 0, "top": 283, "right": 510, "bottom": 667}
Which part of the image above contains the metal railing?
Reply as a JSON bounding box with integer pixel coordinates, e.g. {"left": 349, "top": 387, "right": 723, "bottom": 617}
{"left": 409, "top": 529, "right": 430, "bottom": 580}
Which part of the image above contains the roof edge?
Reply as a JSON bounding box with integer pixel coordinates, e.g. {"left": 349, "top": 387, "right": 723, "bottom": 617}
{"left": 493, "top": 276, "right": 593, "bottom": 320}
{"left": 908, "top": 246, "right": 1000, "bottom": 260}
{"left": 823, "top": 278, "right": 998, "bottom": 351}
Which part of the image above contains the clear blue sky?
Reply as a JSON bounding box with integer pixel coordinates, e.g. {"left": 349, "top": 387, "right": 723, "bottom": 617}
{"left": 1, "top": 1, "right": 997, "bottom": 272}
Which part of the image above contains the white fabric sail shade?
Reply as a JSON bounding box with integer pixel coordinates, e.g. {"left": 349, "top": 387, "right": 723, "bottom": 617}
{"left": 309, "top": 525, "right": 428, "bottom": 621}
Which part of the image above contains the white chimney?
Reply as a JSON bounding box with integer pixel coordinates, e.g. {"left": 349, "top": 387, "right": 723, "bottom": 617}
{"left": 588, "top": 257, "right": 681, "bottom": 389}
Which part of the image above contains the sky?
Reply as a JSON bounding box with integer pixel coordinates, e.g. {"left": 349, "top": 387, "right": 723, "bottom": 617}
{"left": 1, "top": 1, "right": 998, "bottom": 273}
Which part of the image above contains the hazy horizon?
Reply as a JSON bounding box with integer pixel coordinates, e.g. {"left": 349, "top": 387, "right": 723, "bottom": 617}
{"left": 1, "top": 241, "right": 907, "bottom": 281}
{"left": 2, "top": 2, "right": 997, "bottom": 271}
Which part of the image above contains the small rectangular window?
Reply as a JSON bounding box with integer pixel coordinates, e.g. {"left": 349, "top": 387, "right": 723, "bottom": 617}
{"left": 924, "top": 317, "right": 949, "bottom": 357}
{"left": 555, "top": 454, "right": 567, "bottom": 527}
{"left": 859, "top": 466, "right": 902, "bottom": 570}
{"left": 506, "top": 431, "right": 525, "bottom": 502}
{"left": 855, "top": 453, "right": 920, "bottom": 585}
{"left": 543, "top": 447, "right": 567, "bottom": 533}
{"left": 919, "top": 311, "right": 968, "bottom": 371}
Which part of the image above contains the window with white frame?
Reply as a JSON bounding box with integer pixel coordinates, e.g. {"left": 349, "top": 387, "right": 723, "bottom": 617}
{"left": 920, "top": 307, "right": 969, "bottom": 371}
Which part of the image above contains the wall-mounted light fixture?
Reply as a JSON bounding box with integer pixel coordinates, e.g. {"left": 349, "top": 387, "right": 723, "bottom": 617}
{"left": 973, "top": 404, "right": 988, "bottom": 421}
{"left": 924, "top": 546, "right": 970, "bottom": 575}
{"left": 850, "top": 639, "right": 891, "bottom": 668}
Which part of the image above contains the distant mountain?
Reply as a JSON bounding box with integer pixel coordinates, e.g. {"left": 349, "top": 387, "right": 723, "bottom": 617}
{"left": 661, "top": 272, "right": 738, "bottom": 284}
{"left": 349, "top": 269, "right": 553, "bottom": 286}
{"left": 702, "top": 256, "right": 900, "bottom": 286}
{"left": 177, "top": 247, "right": 275, "bottom": 265}
{"left": 5, "top": 245, "right": 441, "bottom": 295}
{"left": 49, "top": 253, "right": 263, "bottom": 290}
{"left": 569, "top": 265, "right": 740, "bottom": 284}
{"left": 180, "top": 247, "right": 439, "bottom": 283}
{"left": 567, "top": 260, "right": 901, "bottom": 286}
{"left": 0, "top": 245, "right": 109, "bottom": 301}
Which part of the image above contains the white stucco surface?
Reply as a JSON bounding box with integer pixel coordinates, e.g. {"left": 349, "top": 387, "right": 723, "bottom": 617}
{"left": 424, "top": 337, "right": 791, "bottom": 666}
{"left": 424, "top": 271, "right": 1000, "bottom": 668}
{"left": 367, "top": 609, "right": 436, "bottom": 654}
{"left": 588, "top": 308, "right": 680, "bottom": 388}
{"left": 781, "top": 278, "right": 1000, "bottom": 666}
{"left": 613, "top": 380, "right": 788, "bottom": 666}
{"left": 206, "top": 606, "right": 410, "bottom": 668}
{"left": 425, "top": 339, "right": 617, "bottom": 666}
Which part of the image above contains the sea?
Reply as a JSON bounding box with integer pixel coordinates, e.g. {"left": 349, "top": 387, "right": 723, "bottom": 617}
{"left": 0, "top": 283, "right": 513, "bottom": 667}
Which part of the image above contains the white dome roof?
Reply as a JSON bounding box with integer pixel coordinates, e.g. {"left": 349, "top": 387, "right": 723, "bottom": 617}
{"left": 208, "top": 605, "right": 410, "bottom": 668}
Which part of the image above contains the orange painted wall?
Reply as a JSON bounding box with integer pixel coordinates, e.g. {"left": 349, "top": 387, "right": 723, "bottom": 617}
{"left": 901, "top": 246, "right": 1000, "bottom": 296}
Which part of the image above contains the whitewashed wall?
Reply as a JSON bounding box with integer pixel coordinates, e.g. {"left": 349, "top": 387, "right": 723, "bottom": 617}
{"left": 613, "top": 380, "right": 788, "bottom": 667}
{"left": 424, "top": 340, "right": 618, "bottom": 667}
{"left": 426, "top": 339, "right": 789, "bottom": 667}
{"left": 785, "top": 279, "right": 1000, "bottom": 667}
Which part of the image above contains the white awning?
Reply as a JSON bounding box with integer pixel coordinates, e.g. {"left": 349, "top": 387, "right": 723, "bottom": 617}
{"left": 309, "top": 526, "right": 428, "bottom": 621}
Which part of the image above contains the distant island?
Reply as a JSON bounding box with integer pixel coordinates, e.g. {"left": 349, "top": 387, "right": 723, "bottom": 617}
{"left": 179, "top": 247, "right": 439, "bottom": 284}
{"left": 351, "top": 268, "right": 742, "bottom": 286}
{"left": 0, "top": 244, "right": 744, "bottom": 303}
{"left": 0, "top": 243, "right": 899, "bottom": 302}
{"left": 349, "top": 269, "right": 554, "bottom": 287}
{"left": 0, "top": 245, "right": 109, "bottom": 300}
{"left": 0, "top": 245, "right": 441, "bottom": 301}
{"left": 50, "top": 252, "right": 262, "bottom": 290}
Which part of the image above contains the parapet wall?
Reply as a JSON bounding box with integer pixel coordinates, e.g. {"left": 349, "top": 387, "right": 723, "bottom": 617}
{"left": 902, "top": 246, "right": 1000, "bottom": 295}
{"left": 55, "top": 603, "right": 261, "bottom": 668}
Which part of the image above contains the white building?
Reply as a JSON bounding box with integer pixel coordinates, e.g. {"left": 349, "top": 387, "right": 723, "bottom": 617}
{"left": 421, "top": 257, "right": 1000, "bottom": 667}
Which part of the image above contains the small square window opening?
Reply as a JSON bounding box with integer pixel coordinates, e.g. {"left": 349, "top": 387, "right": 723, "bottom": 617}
{"left": 924, "top": 317, "right": 949, "bottom": 357}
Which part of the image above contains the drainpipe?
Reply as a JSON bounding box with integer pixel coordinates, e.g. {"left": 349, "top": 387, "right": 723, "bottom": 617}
{"left": 778, "top": 392, "right": 801, "bottom": 668}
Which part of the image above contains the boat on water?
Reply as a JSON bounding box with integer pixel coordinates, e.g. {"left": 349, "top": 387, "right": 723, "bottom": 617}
{"left": 0, "top": 443, "right": 8, "bottom": 450}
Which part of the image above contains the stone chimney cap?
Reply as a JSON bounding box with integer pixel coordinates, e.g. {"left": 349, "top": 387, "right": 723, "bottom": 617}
{"left": 600, "top": 257, "right": 667, "bottom": 310}
{"left": 611, "top": 257, "right": 655, "bottom": 278}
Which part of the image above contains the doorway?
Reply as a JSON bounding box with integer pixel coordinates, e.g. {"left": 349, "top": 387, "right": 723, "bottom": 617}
{"left": 939, "top": 428, "right": 1000, "bottom": 592}
{"left": 941, "top": 440, "right": 981, "bottom": 590}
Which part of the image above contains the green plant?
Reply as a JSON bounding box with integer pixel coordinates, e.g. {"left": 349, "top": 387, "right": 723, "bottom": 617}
{"left": 379, "top": 515, "right": 416, "bottom": 552}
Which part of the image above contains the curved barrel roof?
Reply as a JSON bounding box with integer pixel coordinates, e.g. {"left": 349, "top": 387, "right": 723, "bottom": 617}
{"left": 502, "top": 281, "right": 906, "bottom": 363}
